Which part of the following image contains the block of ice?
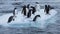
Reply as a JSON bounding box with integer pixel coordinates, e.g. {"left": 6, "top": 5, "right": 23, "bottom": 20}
{"left": 0, "top": 9, "right": 57, "bottom": 28}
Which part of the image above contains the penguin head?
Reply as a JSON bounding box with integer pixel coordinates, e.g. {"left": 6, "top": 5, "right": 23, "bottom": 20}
{"left": 27, "top": 4, "right": 30, "bottom": 8}
{"left": 35, "top": 2, "right": 39, "bottom": 4}
{"left": 48, "top": 5, "right": 50, "bottom": 8}
{"left": 45, "top": 5, "right": 47, "bottom": 8}
{"left": 24, "top": 5, "right": 27, "bottom": 8}
{"left": 31, "top": 6, "right": 33, "bottom": 8}
{"left": 14, "top": 7, "right": 17, "bottom": 10}
{"left": 31, "top": 6, "right": 35, "bottom": 8}
{"left": 27, "top": 4, "right": 30, "bottom": 6}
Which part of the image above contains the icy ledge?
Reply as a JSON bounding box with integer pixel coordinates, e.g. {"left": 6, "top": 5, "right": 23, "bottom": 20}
{"left": 0, "top": 9, "right": 57, "bottom": 28}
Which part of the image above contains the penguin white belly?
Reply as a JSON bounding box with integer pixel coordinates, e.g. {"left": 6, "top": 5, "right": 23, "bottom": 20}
{"left": 15, "top": 10, "right": 18, "bottom": 16}
{"left": 26, "top": 8, "right": 29, "bottom": 16}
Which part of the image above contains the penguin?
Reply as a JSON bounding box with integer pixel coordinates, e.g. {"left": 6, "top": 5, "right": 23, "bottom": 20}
{"left": 27, "top": 9, "right": 32, "bottom": 18}
{"left": 44, "top": 5, "right": 50, "bottom": 15}
{"left": 33, "top": 15, "right": 40, "bottom": 21}
{"left": 44, "top": 5, "right": 48, "bottom": 12}
{"left": 13, "top": 8, "right": 17, "bottom": 16}
{"left": 48, "top": 5, "right": 54, "bottom": 10}
{"left": 46, "top": 5, "right": 51, "bottom": 14}
{"left": 31, "top": 6, "right": 36, "bottom": 14}
{"left": 27, "top": 4, "right": 30, "bottom": 9}
{"left": 7, "top": 16, "right": 14, "bottom": 23}
{"left": 22, "top": 5, "right": 27, "bottom": 16}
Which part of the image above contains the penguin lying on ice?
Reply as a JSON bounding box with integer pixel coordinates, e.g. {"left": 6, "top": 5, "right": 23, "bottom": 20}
{"left": 33, "top": 15, "right": 40, "bottom": 21}
{"left": 7, "top": 16, "right": 15, "bottom": 23}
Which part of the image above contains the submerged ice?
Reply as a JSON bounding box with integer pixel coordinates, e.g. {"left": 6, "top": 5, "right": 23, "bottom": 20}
{"left": 0, "top": 3, "right": 57, "bottom": 28}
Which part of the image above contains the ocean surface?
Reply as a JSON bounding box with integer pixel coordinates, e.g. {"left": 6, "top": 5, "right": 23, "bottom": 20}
{"left": 0, "top": 1, "right": 60, "bottom": 34}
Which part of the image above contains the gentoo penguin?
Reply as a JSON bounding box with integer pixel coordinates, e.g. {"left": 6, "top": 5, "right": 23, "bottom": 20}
{"left": 27, "top": 9, "right": 32, "bottom": 18}
{"left": 33, "top": 15, "right": 40, "bottom": 21}
{"left": 31, "top": 6, "right": 36, "bottom": 14}
{"left": 22, "top": 5, "right": 27, "bottom": 16}
{"left": 7, "top": 16, "right": 14, "bottom": 23}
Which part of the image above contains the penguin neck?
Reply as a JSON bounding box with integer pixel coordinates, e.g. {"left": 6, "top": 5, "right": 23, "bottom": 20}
{"left": 14, "top": 9, "right": 18, "bottom": 17}
{"left": 15, "top": 9, "right": 18, "bottom": 14}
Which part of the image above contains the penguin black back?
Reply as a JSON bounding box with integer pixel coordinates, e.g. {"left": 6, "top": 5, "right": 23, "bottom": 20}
{"left": 31, "top": 6, "right": 36, "bottom": 14}
{"left": 44, "top": 5, "right": 48, "bottom": 12}
{"left": 7, "top": 16, "right": 14, "bottom": 23}
{"left": 45, "top": 5, "right": 47, "bottom": 9}
{"left": 27, "top": 4, "right": 30, "bottom": 9}
{"left": 13, "top": 8, "right": 17, "bottom": 16}
{"left": 33, "top": 15, "right": 40, "bottom": 21}
{"left": 22, "top": 5, "right": 27, "bottom": 16}
{"left": 27, "top": 9, "right": 32, "bottom": 18}
{"left": 46, "top": 5, "right": 50, "bottom": 14}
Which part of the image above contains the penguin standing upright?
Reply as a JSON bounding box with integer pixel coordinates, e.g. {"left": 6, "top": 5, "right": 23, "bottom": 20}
{"left": 46, "top": 5, "right": 50, "bottom": 14}
{"left": 44, "top": 5, "right": 50, "bottom": 15}
{"left": 44, "top": 5, "right": 48, "bottom": 12}
{"left": 31, "top": 6, "right": 36, "bottom": 14}
{"left": 13, "top": 8, "right": 17, "bottom": 16}
{"left": 33, "top": 15, "right": 40, "bottom": 21}
{"left": 27, "top": 9, "right": 32, "bottom": 18}
{"left": 22, "top": 5, "right": 27, "bottom": 16}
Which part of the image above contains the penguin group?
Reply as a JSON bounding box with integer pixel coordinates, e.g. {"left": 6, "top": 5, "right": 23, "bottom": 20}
{"left": 7, "top": 2, "right": 54, "bottom": 23}
{"left": 21, "top": 4, "right": 41, "bottom": 22}
{"left": 7, "top": 8, "right": 17, "bottom": 23}
{"left": 44, "top": 5, "right": 54, "bottom": 15}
